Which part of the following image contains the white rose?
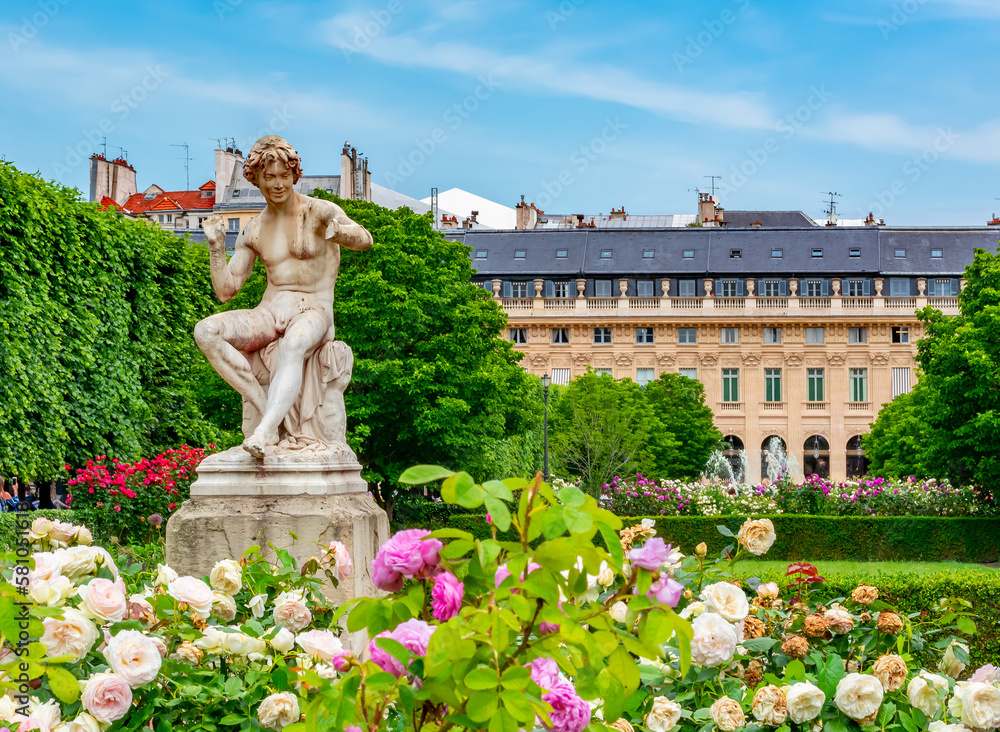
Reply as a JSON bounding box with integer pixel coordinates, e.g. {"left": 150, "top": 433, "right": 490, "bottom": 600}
{"left": 701, "top": 582, "right": 749, "bottom": 623}
{"left": 30, "top": 553, "right": 63, "bottom": 583}
{"left": 947, "top": 681, "right": 1000, "bottom": 730}
{"left": 52, "top": 546, "right": 98, "bottom": 580}
{"left": 752, "top": 685, "right": 788, "bottom": 726}
{"left": 679, "top": 601, "right": 707, "bottom": 620}
{"left": 167, "top": 576, "right": 214, "bottom": 617}
{"left": 170, "top": 642, "right": 203, "bottom": 665}
{"left": 75, "top": 526, "right": 93, "bottom": 546}
{"left": 939, "top": 642, "right": 968, "bottom": 680}
{"left": 596, "top": 564, "right": 615, "bottom": 588}
{"left": 249, "top": 593, "right": 267, "bottom": 619}
{"left": 77, "top": 578, "right": 127, "bottom": 623}
{"left": 735, "top": 518, "right": 776, "bottom": 556}
{"left": 257, "top": 692, "right": 300, "bottom": 730}
{"left": 273, "top": 591, "right": 312, "bottom": 632}
{"left": 835, "top": 673, "right": 884, "bottom": 722}
{"left": 270, "top": 627, "right": 295, "bottom": 653}
{"left": 0, "top": 694, "right": 16, "bottom": 722}
{"left": 193, "top": 626, "right": 223, "bottom": 655}
{"left": 29, "top": 700, "right": 61, "bottom": 732}
{"left": 295, "top": 630, "right": 343, "bottom": 661}
{"left": 41, "top": 607, "right": 99, "bottom": 661}
{"left": 785, "top": 682, "right": 825, "bottom": 724}
{"left": 209, "top": 559, "right": 242, "bottom": 595}
{"left": 154, "top": 564, "right": 178, "bottom": 586}
{"left": 690, "top": 612, "right": 738, "bottom": 668}
{"left": 710, "top": 697, "right": 745, "bottom": 731}
{"left": 644, "top": 696, "right": 682, "bottom": 732}
{"left": 31, "top": 575, "right": 76, "bottom": 606}
{"left": 907, "top": 672, "right": 951, "bottom": 717}
{"left": 609, "top": 601, "right": 629, "bottom": 624}
{"left": 211, "top": 592, "right": 237, "bottom": 622}
{"left": 63, "top": 713, "right": 102, "bottom": 732}
{"left": 220, "top": 630, "right": 266, "bottom": 657}
{"left": 103, "top": 630, "right": 162, "bottom": 687}
{"left": 29, "top": 517, "right": 53, "bottom": 541}
{"left": 824, "top": 604, "right": 855, "bottom": 635}
{"left": 928, "top": 723, "right": 971, "bottom": 732}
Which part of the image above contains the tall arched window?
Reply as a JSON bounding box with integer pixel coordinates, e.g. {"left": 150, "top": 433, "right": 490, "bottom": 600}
{"left": 803, "top": 435, "right": 830, "bottom": 479}
{"left": 846, "top": 435, "right": 869, "bottom": 478}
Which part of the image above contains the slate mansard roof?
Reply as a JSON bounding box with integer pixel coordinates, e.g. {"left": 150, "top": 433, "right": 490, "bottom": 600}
{"left": 449, "top": 227, "right": 999, "bottom": 278}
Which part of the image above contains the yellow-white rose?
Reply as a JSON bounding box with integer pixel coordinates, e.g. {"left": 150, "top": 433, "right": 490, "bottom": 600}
{"left": 928, "top": 723, "right": 970, "bottom": 732}
{"left": 75, "top": 526, "right": 93, "bottom": 546}
{"left": 103, "top": 630, "right": 162, "bottom": 687}
{"left": 41, "top": 608, "right": 98, "bottom": 661}
{"left": 596, "top": 565, "right": 615, "bottom": 588}
{"left": 644, "top": 696, "right": 682, "bottom": 732}
{"left": 947, "top": 681, "right": 1000, "bottom": 730}
{"left": 257, "top": 692, "right": 300, "bottom": 730}
{"left": 710, "top": 697, "right": 745, "bottom": 731}
{"left": 679, "top": 601, "right": 707, "bottom": 620}
{"left": 170, "top": 642, "right": 203, "bottom": 665}
{"left": 63, "top": 712, "right": 102, "bottom": 732}
{"left": 211, "top": 592, "right": 237, "bottom": 622}
{"left": 295, "top": 630, "right": 343, "bottom": 662}
{"left": 835, "top": 673, "right": 884, "bottom": 722}
{"left": 31, "top": 575, "right": 76, "bottom": 606}
{"left": 273, "top": 591, "right": 312, "bottom": 632}
{"left": 0, "top": 694, "right": 16, "bottom": 722}
{"left": 907, "top": 672, "right": 950, "bottom": 717}
{"left": 209, "top": 559, "right": 242, "bottom": 595}
{"left": 700, "top": 582, "right": 749, "bottom": 623}
{"left": 270, "top": 627, "right": 295, "bottom": 653}
{"left": 29, "top": 517, "right": 53, "bottom": 541}
{"left": 193, "top": 627, "right": 223, "bottom": 655}
{"left": 751, "top": 685, "right": 788, "bottom": 726}
{"left": 154, "top": 564, "right": 178, "bottom": 586}
{"left": 219, "top": 630, "right": 267, "bottom": 657}
{"left": 52, "top": 546, "right": 101, "bottom": 580}
{"left": 938, "top": 642, "right": 968, "bottom": 680}
{"left": 756, "top": 582, "right": 780, "bottom": 599}
{"left": 249, "top": 593, "right": 267, "bottom": 619}
{"left": 609, "top": 601, "right": 629, "bottom": 624}
{"left": 736, "top": 519, "right": 776, "bottom": 556}
{"left": 785, "top": 682, "right": 825, "bottom": 724}
{"left": 690, "top": 613, "right": 738, "bottom": 668}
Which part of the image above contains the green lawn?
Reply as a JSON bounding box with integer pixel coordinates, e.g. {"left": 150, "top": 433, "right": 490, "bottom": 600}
{"left": 732, "top": 559, "right": 996, "bottom": 578}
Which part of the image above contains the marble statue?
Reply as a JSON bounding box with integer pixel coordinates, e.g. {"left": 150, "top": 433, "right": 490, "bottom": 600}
{"left": 196, "top": 136, "right": 372, "bottom": 460}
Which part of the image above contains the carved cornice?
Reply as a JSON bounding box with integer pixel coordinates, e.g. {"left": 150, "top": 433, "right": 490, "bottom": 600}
{"left": 827, "top": 353, "right": 846, "bottom": 366}
{"left": 741, "top": 353, "right": 761, "bottom": 366}
{"left": 570, "top": 352, "right": 591, "bottom": 365}
{"left": 699, "top": 354, "right": 718, "bottom": 366}
{"left": 784, "top": 353, "right": 804, "bottom": 366}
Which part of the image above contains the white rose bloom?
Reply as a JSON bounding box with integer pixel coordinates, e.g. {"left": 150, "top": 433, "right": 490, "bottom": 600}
{"left": 29, "top": 699, "right": 62, "bottom": 732}
{"left": 103, "top": 630, "right": 162, "bottom": 688}
{"left": 211, "top": 592, "right": 237, "bottom": 622}
{"left": 29, "top": 517, "right": 53, "bottom": 541}
{"left": 295, "top": 630, "right": 343, "bottom": 661}
{"left": 209, "top": 559, "right": 242, "bottom": 595}
{"left": 270, "top": 627, "right": 295, "bottom": 653}
{"left": 77, "top": 579, "right": 127, "bottom": 623}
{"left": 193, "top": 626, "right": 224, "bottom": 655}
{"left": 928, "top": 723, "right": 971, "bottom": 732}
{"left": 640, "top": 518, "right": 656, "bottom": 529}
{"left": 48, "top": 520, "right": 77, "bottom": 543}
{"left": 939, "top": 642, "right": 969, "bottom": 680}
{"left": 751, "top": 685, "right": 788, "bottom": 726}
{"left": 786, "top": 682, "right": 826, "bottom": 724}
{"left": 835, "top": 673, "right": 884, "bottom": 722}
{"left": 29, "top": 552, "right": 63, "bottom": 583}
{"left": 609, "top": 601, "right": 629, "bottom": 624}
{"left": 52, "top": 546, "right": 98, "bottom": 580}
{"left": 644, "top": 696, "right": 682, "bottom": 732}
{"left": 907, "top": 672, "right": 951, "bottom": 717}
{"left": 155, "top": 564, "right": 179, "bottom": 586}
{"left": 735, "top": 518, "right": 776, "bottom": 556}
{"left": 75, "top": 526, "right": 93, "bottom": 546}
{"left": 690, "top": 612, "right": 738, "bottom": 668}
{"left": 41, "top": 607, "right": 99, "bottom": 661}
{"left": 257, "top": 692, "right": 300, "bottom": 730}
{"left": 220, "top": 630, "right": 267, "bottom": 657}
{"left": 31, "top": 575, "right": 76, "bottom": 606}
{"left": 249, "top": 593, "right": 268, "bottom": 619}
{"left": 63, "top": 713, "right": 102, "bottom": 732}
{"left": 947, "top": 682, "right": 1000, "bottom": 730}
{"left": 709, "top": 697, "right": 745, "bottom": 732}
{"left": 0, "top": 694, "right": 17, "bottom": 722}
{"left": 596, "top": 564, "right": 615, "bottom": 588}
{"left": 679, "top": 601, "right": 707, "bottom": 620}
{"left": 272, "top": 590, "right": 312, "bottom": 632}
{"left": 167, "top": 576, "right": 214, "bottom": 617}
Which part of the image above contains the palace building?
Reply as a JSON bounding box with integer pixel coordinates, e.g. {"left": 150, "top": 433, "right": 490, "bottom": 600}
{"left": 452, "top": 196, "right": 999, "bottom": 483}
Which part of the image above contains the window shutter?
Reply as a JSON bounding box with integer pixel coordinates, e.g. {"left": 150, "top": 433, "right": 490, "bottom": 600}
{"left": 863, "top": 279, "right": 871, "bottom": 296}
{"left": 951, "top": 278, "right": 959, "bottom": 295}
{"left": 821, "top": 279, "right": 830, "bottom": 296}
{"left": 502, "top": 281, "right": 512, "bottom": 298}
{"left": 737, "top": 280, "right": 744, "bottom": 296}
{"left": 757, "top": 279, "right": 766, "bottom": 296}
{"left": 544, "top": 280, "right": 554, "bottom": 298}
{"left": 779, "top": 280, "right": 787, "bottom": 296}
{"left": 714, "top": 279, "right": 720, "bottom": 296}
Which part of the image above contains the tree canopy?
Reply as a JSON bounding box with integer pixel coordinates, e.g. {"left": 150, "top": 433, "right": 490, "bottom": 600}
{"left": 864, "top": 246, "right": 1000, "bottom": 486}
{"left": 643, "top": 372, "right": 722, "bottom": 480}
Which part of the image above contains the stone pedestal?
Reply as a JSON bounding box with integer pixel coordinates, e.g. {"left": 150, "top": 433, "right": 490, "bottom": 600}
{"left": 165, "top": 446, "right": 389, "bottom": 607}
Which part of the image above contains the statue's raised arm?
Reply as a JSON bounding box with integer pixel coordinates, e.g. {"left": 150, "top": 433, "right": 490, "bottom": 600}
{"left": 202, "top": 213, "right": 256, "bottom": 303}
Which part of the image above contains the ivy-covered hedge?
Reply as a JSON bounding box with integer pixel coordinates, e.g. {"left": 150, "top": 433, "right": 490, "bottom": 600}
{"left": 0, "top": 510, "right": 77, "bottom": 550}
{"left": 741, "top": 565, "right": 1000, "bottom": 669}
{"left": 447, "top": 513, "right": 1000, "bottom": 562}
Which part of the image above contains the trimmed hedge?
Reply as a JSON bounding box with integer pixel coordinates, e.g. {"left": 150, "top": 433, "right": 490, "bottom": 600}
{"left": 0, "top": 510, "right": 78, "bottom": 550}
{"left": 446, "top": 514, "right": 1000, "bottom": 562}
{"left": 392, "top": 501, "right": 474, "bottom": 532}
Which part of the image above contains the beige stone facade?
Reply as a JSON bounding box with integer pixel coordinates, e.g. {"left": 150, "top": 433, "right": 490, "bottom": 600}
{"left": 498, "top": 280, "right": 960, "bottom": 483}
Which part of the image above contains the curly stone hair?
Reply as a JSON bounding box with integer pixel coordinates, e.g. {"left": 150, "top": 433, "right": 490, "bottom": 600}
{"left": 243, "top": 135, "right": 303, "bottom": 185}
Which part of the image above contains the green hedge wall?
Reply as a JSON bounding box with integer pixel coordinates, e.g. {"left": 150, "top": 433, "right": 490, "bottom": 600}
{"left": 446, "top": 514, "right": 1000, "bottom": 562}
{"left": 0, "top": 510, "right": 78, "bottom": 550}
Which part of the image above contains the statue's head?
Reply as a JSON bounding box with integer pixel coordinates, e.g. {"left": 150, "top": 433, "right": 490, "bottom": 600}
{"left": 243, "top": 136, "right": 303, "bottom": 186}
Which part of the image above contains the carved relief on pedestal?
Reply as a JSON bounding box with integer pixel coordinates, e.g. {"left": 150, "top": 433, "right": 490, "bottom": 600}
{"left": 571, "top": 352, "right": 592, "bottom": 366}
{"left": 890, "top": 356, "right": 911, "bottom": 367}
{"left": 528, "top": 353, "right": 549, "bottom": 367}
{"left": 657, "top": 354, "right": 676, "bottom": 367}
{"left": 784, "top": 353, "right": 804, "bottom": 366}
{"left": 699, "top": 353, "right": 719, "bottom": 366}
{"left": 827, "top": 353, "right": 846, "bottom": 366}
{"left": 615, "top": 353, "right": 634, "bottom": 367}
{"left": 869, "top": 352, "right": 890, "bottom": 366}
{"left": 742, "top": 353, "right": 761, "bottom": 366}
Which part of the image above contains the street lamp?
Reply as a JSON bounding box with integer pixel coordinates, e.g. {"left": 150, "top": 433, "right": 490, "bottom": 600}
{"left": 541, "top": 373, "right": 551, "bottom": 481}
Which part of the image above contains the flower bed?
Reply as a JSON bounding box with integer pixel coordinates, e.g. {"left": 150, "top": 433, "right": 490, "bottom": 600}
{"left": 2, "top": 469, "right": 996, "bottom": 732}
{"left": 603, "top": 474, "right": 998, "bottom": 518}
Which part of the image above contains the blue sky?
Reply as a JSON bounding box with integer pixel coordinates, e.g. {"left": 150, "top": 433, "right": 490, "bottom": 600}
{"left": 2, "top": 0, "right": 1000, "bottom": 225}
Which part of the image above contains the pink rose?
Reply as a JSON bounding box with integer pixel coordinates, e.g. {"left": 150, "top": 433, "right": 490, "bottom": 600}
{"left": 82, "top": 673, "right": 133, "bottom": 723}
{"left": 431, "top": 572, "right": 463, "bottom": 621}
{"left": 372, "top": 530, "right": 442, "bottom": 591}
{"left": 323, "top": 541, "right": 353, "bottom": 581}
{"left": 528, "top": 657, "right": 563, "bottom": 690}
{"left": 540, "top": 622, "right": 560, "bottom": 635}
{"left": 628, "top": 537, "right": 673, "bottom": 571}
{"left": 495, "top": 561, "right": 541, "bottom": 590}
{"left": 331, "top": 650, "right": 353, "bottom": 672}
{"left": 369, "top": 619, "right": 435, "bottom": 677}
{"left": 541, "top": 681, "right": 591, "bottom": 732}
{"left": 78, "top": 578, "right": 127, "bottom": 622}
{"left": 167, "top": 576, "right": 214, "bottom": 617}
{"left": 971, "top": 665, "right": 1000, "bottom": 683}
{"left": 295, "top": 630, "right": 343, "bottom": 661}
{"left": 647, "top": 576, "right": 684, "bottom": 608}
{"left": 273, "top": 591, "right": 312, "bottom": 632}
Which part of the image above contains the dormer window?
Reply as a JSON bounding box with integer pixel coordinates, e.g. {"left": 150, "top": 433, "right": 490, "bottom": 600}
{"left": 642, "top": 249, "right": 654, "bottom": 258}
{"left": 931, "top": 249, "right": 942, "bottom": 258}
{"left": 771, "top": 248, "right": 782, "bottom": 258}
{"left": 201, "top": 190, "right": 212, "bottom": 198}
{"left": 600, "top": 249, "right": 612, "bottom": 259}
{"left": 812, "top": 248, "right": 823, "bottom": 258}
{"left": 683, "top": 249, "right": 694, "bottom": 259}
{"left": 556, "top": 249, "right": 568, "bottom": 258}
{"left": 514, "top": 249, "right": 526, "bottom": 260}
{"left": 730, "top": 249, "right": 742, "bottom": 259}
{"left": 232, "top": 189, "right": 241, "bottom": 198}
{"left": 475, "top": 250, "right": 487, "bottom": 259}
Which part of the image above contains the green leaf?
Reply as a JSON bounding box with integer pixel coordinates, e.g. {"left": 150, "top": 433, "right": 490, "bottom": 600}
{"left": 485, "top": 497, "right": 512, "bottom": 531}
{"left": 467, "top": 690, "right": 499, "bottom": 723}
{"left": 489, "top": 709, "right": 519, "bottom": 732}
{"left": 824, "top": 719, "right": 851, "bottom": 732}
{"left": 952, "top": 643, "right": 971, "bottom": 665}
{"left": 399, "top": 465, "right": 456, "bottom": 484}
{"left": 563, "top": 505, "right": 593, "bottom": 534}
{"left": 956, "top": 616, "right": 976, "bottom": 635}
{"left": 598, "top": 523, "right": 625, "bottom": 573}
{"left": 0, "top": 595, "right": 20, "bottom": 640}
{"left": 466, "top": 667, "right": 500, "bottom": 690}
{"left": 427, "top": 528, "right": 475, "bottom": 541}
{"left": 877, "top": 702, "right": 896, "bottom": 729}
{"left": 608, "top": 646, "right": 640, "bottom": 697}
{"left": 784, "top": 659, "right": 806, "bottom": 682}
{"left": 602, "top": 676, "right": 625, "bottom": 723}
{"left": 46, "top": 665, "right": 80, "bottom": 704}
{"left": 454, "top": 472, "right": 486, "bottom": 509}
{"left": 500, "top": 667, "right": 532, "bottom": 690}
{"left": 742, "top": 637, "right": 778, "bottom": 653}
{"left": 442, "top": 539, "right": 476, "bottom": 559}
{"left": 898, "top": 711, "right": 918, "bottom": 732}
{"left": 717, "top": 524, "right": 735, "bottom": 538}
{"left": 483, "top": 480, "right": 515, "bottom": 501}
{"left": 558, "top": 485, "right": 586, "bottom": 507}
{"left": 501, "top": 689, "right": 537, "bottom": 724}
{"left": 223, "top": 676, "right": 244, "bottom": 697}
{"left": 817, "top": 653, "right": 845, "bottom": 701}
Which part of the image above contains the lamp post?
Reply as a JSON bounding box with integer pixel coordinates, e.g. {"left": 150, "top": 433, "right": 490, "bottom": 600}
{"left": 541, "top": 373, "right": 551, "bottom": 481}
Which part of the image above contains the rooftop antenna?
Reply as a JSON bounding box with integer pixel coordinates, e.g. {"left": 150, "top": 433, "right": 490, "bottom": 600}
{"left": 172, "top": 142, "right": 191, "bottom": 190}
{"left": 430, "top": 187, "right": 439, "bottom": 229}
{"left": 704, "top": 175, "right": 721, "bottom": 197}
{"left": 823, "top": 191, "right": 842, "bottom": 217}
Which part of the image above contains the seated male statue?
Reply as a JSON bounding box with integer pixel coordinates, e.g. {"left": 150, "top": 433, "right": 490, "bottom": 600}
{"left": 196, "top": 135, "right": 373, "bottom": 459}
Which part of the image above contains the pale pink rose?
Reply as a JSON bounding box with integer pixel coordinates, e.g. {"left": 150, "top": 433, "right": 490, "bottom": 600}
{"left": 757, "top": 582, "right": 780, "bottom": 599}
{"left": 295, "top": 630, "right": 343, "bottom": 662}
{"left": 29, "top": 552, "right": 63, "bottom": 583}
{"left": 324, "top": 541, "right": 353, "bottom": 581}
{"left": 690, "top": 612, "right": 738, "bottom": 668}
{"left": 49, "top": 520, "right": 77, "bottom": 543}
{"left": 431, "top": 572, "right": 463, "bottom": 621}
{"left": 41, "top": 607, "right": 98, "bottom": 661}
{"left": 103, "top": 630, "right": 162, "bottom": 687}
{"left": 371, "top": 529, "right": 442, "bottom": 591}
{"left": 81, "top": 673, "right": 133, "bottom": 723}
{"left": 971, "top": 665, "right": 1000, "bottom": 684}
{"left": 167, "top": 576, "right": 214, "bottom": 617}
{"left": 78, "top": 578, "right": 127, "bottom": 623}
{"left": 149, "top": 636, "right": 167, "bottom": 658}
{"left": 257, "top": 692, "right": 300, "bottom": 730}
{"left": 646, "top": 576, "right": 684, "bottom": 607}
{"left": 370, "top": 619, "right": 435, "bottom": 677}
{"left": 273, "top": 591, "right": 312, "bottom": 632}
